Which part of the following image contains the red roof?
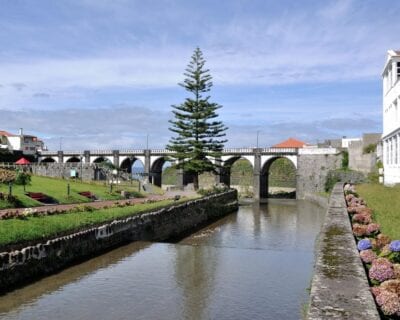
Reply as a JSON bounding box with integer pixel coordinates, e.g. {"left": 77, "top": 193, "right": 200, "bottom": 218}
{"left": 273, "top": 138, "right": 306, "bottom": 148}
{"left": 15, "top": 157, "right": 31, "bottom": 165}
{"left": 0, "top": 130, "right": 15, "bottom": 137}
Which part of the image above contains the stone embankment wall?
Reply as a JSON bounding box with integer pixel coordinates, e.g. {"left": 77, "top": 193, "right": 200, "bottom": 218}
{"left": 0, "top": 190, "right": 238, "bottom": 291}
{"left": 307, "top": 183, "right": 379, "bottom": 319}
{"left": 31, "top": 163, "right": 100, "bottom": 181}
{"left": 296, "top": 153, "right": 342, "bottom": 199}
{"left": 303, "top": 193, "right": 329, "bottom": 209}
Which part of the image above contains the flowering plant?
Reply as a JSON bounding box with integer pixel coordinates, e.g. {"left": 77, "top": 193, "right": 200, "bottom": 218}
{"left": 366, "top": 223, "right": 380, "bottom": 236}
{"left": 390, "top": 240, "right": 400, "bottom": 252}
{"left": 357, "top": 239, "right": 372, "bottom": 251}
{"left": 375, "top": 289, "right": 400, "bottom": 316}
{"left": 352, "top": 223, "right": 368, "bottom": 237}
{"left": 372, "top": 234, "right": 391, "bottom": 250}
{"left": 360, "top": 249, "right": 377, "bottom": 264}
{"left": 369, "top": 258, "right": 394, "bottom": 283}
{"left": 352, "top": 212, "right": 372, "bottom": 224}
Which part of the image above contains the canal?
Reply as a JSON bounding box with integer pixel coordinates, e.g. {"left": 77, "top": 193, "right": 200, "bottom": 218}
{"left": 0, "top": 199, "right": 325, "bottom": 320}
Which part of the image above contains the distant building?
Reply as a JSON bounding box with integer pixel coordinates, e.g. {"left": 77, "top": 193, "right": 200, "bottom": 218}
{"left": 0, "top": 128, "right": 45, "bottom": 155}
{"left": 382, "top": 50, "right": 400, "bottom": 185}
{"left": 272, "top": 138, "right": 306, "bottom": 148}
{"left": 319, "top": 137, "right": 361, "bottom": 149}
{"left": 348, "top": 133, "right": 381, "bottom": 173}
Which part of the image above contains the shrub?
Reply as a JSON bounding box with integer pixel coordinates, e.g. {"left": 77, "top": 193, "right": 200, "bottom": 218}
{"left": 324, "top": 171, "right": 340, "bottom": 192}
{"left": 0, "top": 169, "right": 16, "bottom": 184}
{"left": 14, "top": 171, "right": 31, "bottom": 186}
{"left": 341, "top": 151, "right": 349, "bottom": 169}
{"left": 363, "top": 143, "right": 377, "bottom": 154}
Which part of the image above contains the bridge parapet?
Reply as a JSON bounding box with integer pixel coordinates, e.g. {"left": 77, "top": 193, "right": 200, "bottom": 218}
{"left": 89, "top": 150, "right": 113, "bottom": 155}
{"left": 63, "top": 151, "right": 84, "bottom": 156}
{"left": 261, "top": 147, "right": 297, "bottom": 154}
{"left": 119, "top": 149, "right": 146, "bottom": 154}
{"left": 40, "top": 150, "right": 59, "bottom": 156}
{"left": 150, "top": 149, "right": 175, "bottom": 154}
{"left": 223, "top": 148, "right": 253, "bottom": 154}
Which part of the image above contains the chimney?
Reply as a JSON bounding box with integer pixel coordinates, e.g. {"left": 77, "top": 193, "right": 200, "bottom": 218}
{"left": 19, "top": 128, "right": 23, "bottom": 136}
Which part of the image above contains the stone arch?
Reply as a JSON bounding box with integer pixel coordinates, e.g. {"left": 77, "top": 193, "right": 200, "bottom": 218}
{"left": 66, "top": 156, "right": 81, "bottom": 163}
{"left": 93, "top": 156, "right": 111, "bottom": 164}
{"left": 120, "top": 157, "right": 144, "bottom": 175}
{"left": 150, "top": 157, "right": 167, "bottom": 187}
{"left": 259, "top": 156, "right": 297, "bottom": 199}
{"left": 221, "top": 156, "right": 254, "bottom": 188}
{"left": 41, "top": 157, "right": 56, "bottom": 163}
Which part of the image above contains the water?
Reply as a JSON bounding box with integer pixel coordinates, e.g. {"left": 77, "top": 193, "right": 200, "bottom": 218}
{"left": 0, "top": 199, "right": 325, "bottom": 320}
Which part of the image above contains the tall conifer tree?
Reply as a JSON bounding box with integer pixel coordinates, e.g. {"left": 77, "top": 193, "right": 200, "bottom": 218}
{"left": 167, "top": 47, "right": 227, "bottom": 190}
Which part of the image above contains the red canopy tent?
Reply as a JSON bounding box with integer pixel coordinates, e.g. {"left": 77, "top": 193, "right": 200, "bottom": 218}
{"left": 15, "top": 157, "right": 31, "bottom": 165}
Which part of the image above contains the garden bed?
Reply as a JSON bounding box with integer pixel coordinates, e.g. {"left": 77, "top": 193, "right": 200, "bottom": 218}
{"left": 345, "top": 184, "right": 400, "bottom": 318}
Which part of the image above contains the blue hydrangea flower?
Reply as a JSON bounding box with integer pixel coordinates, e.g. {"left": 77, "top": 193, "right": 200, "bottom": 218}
{"left": 389, "top": 240, "right": 400, "bottom": 252}
{"left": 357, "top": 239, "right": 372, "bottom": 251}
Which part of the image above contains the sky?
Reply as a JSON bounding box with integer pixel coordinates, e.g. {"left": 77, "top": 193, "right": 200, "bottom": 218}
{"left": 0, "top": 0, "right": 399, "bottom": 150}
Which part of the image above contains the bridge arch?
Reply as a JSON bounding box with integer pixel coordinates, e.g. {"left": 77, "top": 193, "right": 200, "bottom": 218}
{"left": 65, "top": 156, "right": 81, "bottom": 163}
{"left": 260, "top": 156, "right": 297, "bottom": 198}
{"left": 150, "top": 156, "right": 169, "bottom": 187}
{"left": 92, "top": 156, "right": 112, "bottom": 164}
{"left": 40, "top": 157, "right": 56, "bottom": 163}
{"left": 221, "top": 156, "right": 254, "bottom": 189}
{"left": 120, "top": 157, "right": 144, "bottom": 175}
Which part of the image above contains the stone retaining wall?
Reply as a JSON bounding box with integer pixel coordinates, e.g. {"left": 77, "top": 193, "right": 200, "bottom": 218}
{"left": 303, "top": 193, "right": 329, "bottom": 209}
{"left": 0, "top": 190, "right": 238, "bottom": 291}
{"left": 307, "top": 183, "right": 379, "bottom": 319}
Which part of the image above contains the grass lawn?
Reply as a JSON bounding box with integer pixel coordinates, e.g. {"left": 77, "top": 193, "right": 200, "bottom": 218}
{"left": 0, "top": 175, "right": 142, "bottom": 209}
{"left": 0, "top": 198, "right": 193, "bottom": 249}
{"left": 356, "top": 183, "right": 400, "bottom": 239}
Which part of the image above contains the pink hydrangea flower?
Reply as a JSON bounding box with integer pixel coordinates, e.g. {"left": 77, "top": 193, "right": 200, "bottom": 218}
{"left": 375, "top": 289, "right": 400, "bottom": 316}
{"left": 371, "top": 286, "right": 382, "bottom": 297}
{"left": 369, "top": 258, "right": 395, "bottom": 282}
{"left": 360, "top": 249, "right": 377, "bottom": 264}
{"left": 352, "top": 212, "right": 372, "bottom": 224}
{"left": 381, "top": 279, "right": 400, "bottom": 296}
{"left": 393, "top": 264, "right": 400, "bottom": 279}
{"left": 366, "top": 223, "right": 380, "bottom": 235}
{"left": 352, "top": 223, "right": 368, "bottom": 237}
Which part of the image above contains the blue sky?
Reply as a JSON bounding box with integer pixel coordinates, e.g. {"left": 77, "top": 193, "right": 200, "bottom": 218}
{"left": 0, "top": 0, "right": 398, "bottom": 150}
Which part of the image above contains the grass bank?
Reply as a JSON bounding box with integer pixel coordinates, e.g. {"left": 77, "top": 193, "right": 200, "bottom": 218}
{"left": 0, "top": 198, "right": 192, "bottom": 250}
{"left": 0, "top": 175, "right": 141, "bottom": 209}
{"left": 356, "top": 183, "right": 400, "bottom": 239}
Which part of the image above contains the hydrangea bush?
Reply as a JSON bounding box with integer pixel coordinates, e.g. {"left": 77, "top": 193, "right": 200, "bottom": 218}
{"left": 345, "top": 184, "right": 400, "bottom": 317}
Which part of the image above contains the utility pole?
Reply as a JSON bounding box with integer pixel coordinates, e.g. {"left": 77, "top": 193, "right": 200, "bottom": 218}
{"left": 256, "top": 130, "right": 260, "bottom": 149}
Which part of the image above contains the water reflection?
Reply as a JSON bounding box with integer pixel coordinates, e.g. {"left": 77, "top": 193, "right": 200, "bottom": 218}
{"left": 0, "top": 200, "right": 325, "bottom": 320}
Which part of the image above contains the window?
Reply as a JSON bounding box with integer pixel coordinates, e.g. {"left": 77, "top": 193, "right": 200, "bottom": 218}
{"left": 387, "top": 140, "right": 390, "bottom": 164}
{"left": 397, "top": 62, "right": 400, "bottom": 78}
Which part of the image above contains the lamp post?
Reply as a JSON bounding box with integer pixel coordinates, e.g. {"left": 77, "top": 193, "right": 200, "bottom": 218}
{"left": 80, "top": 155, "right": 83, "bottom": 182}
{"left": 256, "top": 130, "right": 260, "bottom": 149}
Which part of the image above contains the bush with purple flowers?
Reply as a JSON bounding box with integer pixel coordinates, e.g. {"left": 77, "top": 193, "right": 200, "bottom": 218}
{"left": 360, "top": 249, "right": 377, "bottom": 264}
{"left": 369, "top": 258, "right": 394, "bottom": 283}
{"left": 390, "top": 240, "right": 400, "bottom": 252}
{"left": 357, "top": 239, "right": 372, "bottom": 251}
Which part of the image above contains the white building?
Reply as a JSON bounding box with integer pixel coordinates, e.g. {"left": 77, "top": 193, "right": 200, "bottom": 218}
{"left": 382, "top": 50, "right": 400, "bottom": 185}
{"left": 0, "top": 129, "right": 45, "bottom": 155}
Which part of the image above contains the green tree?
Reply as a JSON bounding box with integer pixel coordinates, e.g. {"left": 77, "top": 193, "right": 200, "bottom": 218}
{"left": 167, "top": 47, "right": 227, "bottom": 190}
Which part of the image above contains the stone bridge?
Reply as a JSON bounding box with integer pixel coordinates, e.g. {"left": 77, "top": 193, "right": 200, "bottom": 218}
{"left": 38, "top": 147, "right": 341, "bottom": 200}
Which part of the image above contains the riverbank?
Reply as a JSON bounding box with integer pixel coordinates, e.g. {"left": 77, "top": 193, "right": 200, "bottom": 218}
{"left": 0, "top": 190, "right": 238, "bottom": 292}
{"left": 307, "top": 183, "right": 379, "bottom": 319}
